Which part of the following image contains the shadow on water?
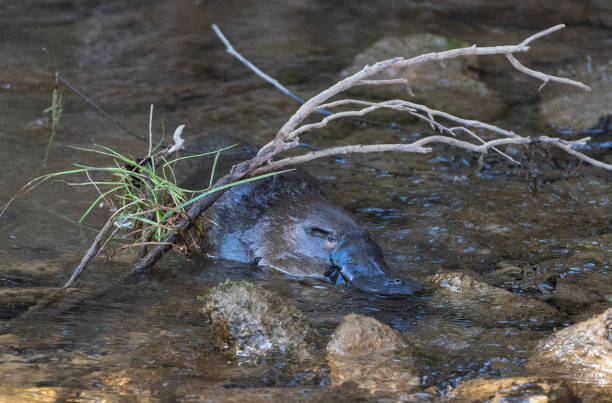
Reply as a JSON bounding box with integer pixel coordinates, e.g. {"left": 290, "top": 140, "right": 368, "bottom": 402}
{"left": 0, "top": 0, "right": 611, "bottom": 400}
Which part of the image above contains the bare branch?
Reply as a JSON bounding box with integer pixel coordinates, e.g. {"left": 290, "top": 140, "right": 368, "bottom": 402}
{"left": 253, "top": 135, "right": 611, "bottom": 175}
{"left": 311, "top": 99, "right": 519, "bottom": 139}
{"left": 519, "top": 24, "right": 566, "bottom": 46}
{"left": 357, "top": 79, "right": 410, "bottom": 86}
{"left": 449, "top": 127, "right": 519, "bottom": 164}
{"left": 289, "top": 101, "right": 414, "bottom": 139}
{"left": 252, "top": 136, "right": 531, "bottom": 175}
{"left": 539, "top": 136, "right": 612, "bottom": 170}
{"left": 505, "top": 53, "right": 592, "bottom": 92}
{"left": 63, "top": 211, "right": 117, "bottom": 288}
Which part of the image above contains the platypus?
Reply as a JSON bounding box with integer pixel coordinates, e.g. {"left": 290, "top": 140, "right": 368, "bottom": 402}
{"left": 180, "top": 134, "right": 421, "bottom": 295}
{"left": 201, "top": 168, "right": 421, "bottom": 296}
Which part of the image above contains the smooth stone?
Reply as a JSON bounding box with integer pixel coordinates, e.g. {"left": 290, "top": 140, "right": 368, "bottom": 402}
{"left": 326, "top": 314, "right": 420, "bottom": 395}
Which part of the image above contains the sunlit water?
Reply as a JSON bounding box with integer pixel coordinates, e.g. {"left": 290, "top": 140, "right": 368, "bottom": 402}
{"left": 1, "top": 0, "right": 610, "bottom": 401}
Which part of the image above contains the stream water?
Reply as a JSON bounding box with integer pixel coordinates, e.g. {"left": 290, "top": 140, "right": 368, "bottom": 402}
{"left": 1, "top": 1, "right": 611, "bottom": 401}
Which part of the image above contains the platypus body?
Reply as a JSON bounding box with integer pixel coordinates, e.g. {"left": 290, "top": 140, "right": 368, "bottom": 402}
{"left": 181, "top": 134, "right": 420, "bottom": 295}
{"left": 203, "top": 168, "right": 421, "bottom": 296}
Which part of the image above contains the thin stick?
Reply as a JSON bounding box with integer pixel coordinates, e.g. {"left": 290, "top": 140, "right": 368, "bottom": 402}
{"left": 85, "top": 170, "right": 115, "bottom": 210}
{"left": 519, "top": 24, "right": 566, "bottom": 46}
{"left": 63, "top": 200, "right": 142, "bottom": 288}
{"left": 505, "top": 53, "right": 591, "bottom": 92}
{"left": 63, "top": 215, "right": 115, "bottom": 288}
{"left": 212, "top": 24, "right": 306, "bottom": 105}
{"left": 56, "top": 74, "right": 146, "bottom": 142}
{"left": 357, "top": 79, "right": 410, "bottom": 86}
{"left": 148, "top": 104, "right": 154, "bottom": 158}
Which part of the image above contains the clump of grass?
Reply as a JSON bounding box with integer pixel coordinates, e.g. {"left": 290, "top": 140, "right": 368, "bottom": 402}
{"left": 2, "top": 142, "right": 288, "bottom": 261}
{"left": 43, "top": 71, "right": 63, "bottom": 166}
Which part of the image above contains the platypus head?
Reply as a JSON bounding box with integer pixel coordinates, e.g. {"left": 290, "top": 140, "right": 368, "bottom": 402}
{"left": 252, "top": 198, "right": 421, "bottom": 296}
{"left": 207, "top": 170, "right": 421, "bottom": 296}
{"left": 326, "top": 231, "right": 422, "bottom": 296}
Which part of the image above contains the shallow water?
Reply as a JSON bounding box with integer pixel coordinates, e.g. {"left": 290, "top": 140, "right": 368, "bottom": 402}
{"left": 1, "top": 0, "right": 611, "bottom": 401}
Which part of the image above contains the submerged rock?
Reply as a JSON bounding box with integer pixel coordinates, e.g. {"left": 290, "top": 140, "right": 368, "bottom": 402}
{"left": 539, "top": 59, "right": 612, "bottom": 135}
{"left": 483, "top": 262, "right": 611, "bottom": 319}
{"left": 540, "top": 80, "right": 612, "bottom": 134}
{"left": 0, "top": 287, "right": 59, "bottom": 319}
{"left": 428, "top": 271, "right": 563, "bottom": 327}
{"left": 551, "top": 271, "right": 610, "bottom": 318}
{"left": 327, "top": 313, "right": 403, "bottom": 356}
{"left": 446, "top": 377, "right": 574, "bottom": 402}
{"left": 326, "top": 314, "right": 420, "bottom": 394}
{"left": 202, "top": 281, "right": 309, "bottom": 356}
{"left": 529, "top": 308, "right": 612, "bottom": 386}
{"left": 344, "top": 33, "right": 503, "bottom": 120}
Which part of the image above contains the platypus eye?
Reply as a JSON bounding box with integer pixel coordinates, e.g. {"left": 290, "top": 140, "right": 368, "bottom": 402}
{"left": 308, "top": 227, "right": 336, "bottom": 242}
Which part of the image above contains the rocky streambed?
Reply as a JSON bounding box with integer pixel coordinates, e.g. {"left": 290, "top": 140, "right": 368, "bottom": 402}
{"left": 1, "top": 0, "right": 611, "bottom": 401}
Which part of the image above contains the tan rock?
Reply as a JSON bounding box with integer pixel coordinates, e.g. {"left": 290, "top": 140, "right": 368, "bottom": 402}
{"left": 446, "top": 377, "right": 574, "bottom": 402}
{"left": 529, "top": 308, "right": 612, "bottom": 385}
{"left": 326, "top": 314, "right": 419, "bottom": 394}
{"left": 326, "top": 313, "right": 403, "bottom": 356}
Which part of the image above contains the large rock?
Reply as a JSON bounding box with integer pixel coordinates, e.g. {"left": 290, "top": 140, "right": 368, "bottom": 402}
{"left": 428, "top": 271, "right": 564, "bottom": 327}
{"left": 539, "top": 60, "right": 612, "bottom": 134}
{"left": 326, "top": 314, "right": 420, "bottom": 395}
{"left": 529, "top": 308, "right": 612, "bottom": 385}
{"left": 445, "top": 377, "right": 574, "bottom": 402}
{"left": 344, "top": 34, "right": 503, "bottom": 120}
{"left": 540, "top": 81, "right": 612, "bottom": 133}
{"left": 202, "top": 281, "right": 309, "bottom": 356}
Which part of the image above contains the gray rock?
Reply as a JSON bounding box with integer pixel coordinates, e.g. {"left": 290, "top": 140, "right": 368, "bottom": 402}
{"left": 539, "top": 60, "right": 612, "bottom": 133}
{"left": 202, "top": 281, "right": 309, "bottom": 356}
{"left": 428, "top": 271, "right": 564, "bottom": 327}
{"left": 344, "top": 34, "right": 503, "bottom": 120}
{"left": 540, "top": 81, "right": 612, "bottom": 133}
{"left": 326, "top": 314, "right": 420, "bottom": 394}
{"left": 529, "top": 308, "right": 612, "bottom": 385}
